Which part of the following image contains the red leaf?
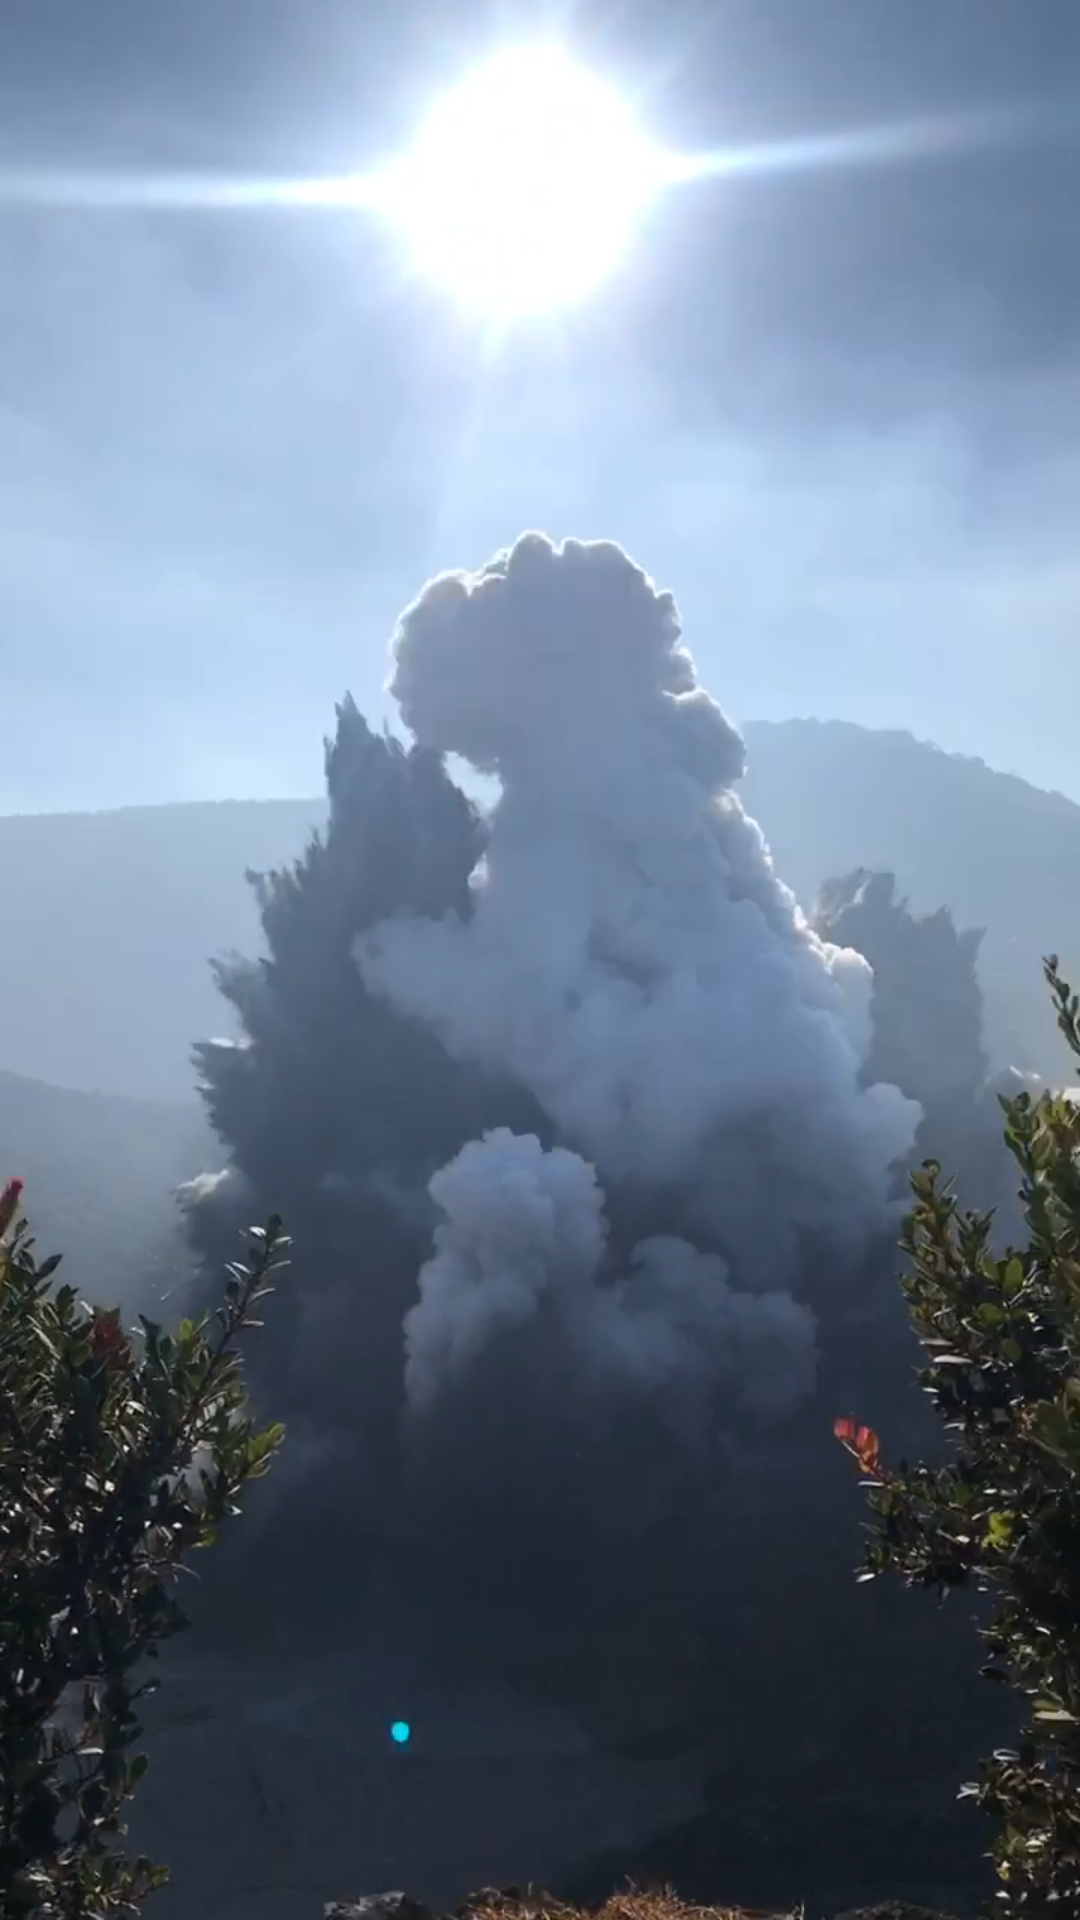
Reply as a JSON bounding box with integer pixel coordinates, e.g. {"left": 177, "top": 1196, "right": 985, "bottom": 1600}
{"left": 833, "top": 1415, "right": 883, "bottom": 1475}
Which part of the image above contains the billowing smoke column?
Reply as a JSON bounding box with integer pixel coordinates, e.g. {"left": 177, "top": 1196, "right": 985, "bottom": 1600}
{"left": 359, "top": 533, "right": 921, "bottom": 1427}
{"left": 405, "top": 1126, "right": 817, "bottom": 1434}
{"left": 179, "top": 542, "right": 1009, "bottom": 1868}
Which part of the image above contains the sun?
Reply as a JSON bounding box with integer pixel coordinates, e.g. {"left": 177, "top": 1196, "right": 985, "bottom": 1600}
{"left": 373, "top": 46, "right": 670, "bottom": 320}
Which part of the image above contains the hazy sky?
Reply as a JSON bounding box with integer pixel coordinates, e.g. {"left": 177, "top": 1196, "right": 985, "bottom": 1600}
{"left": 1, "top": 0, "right": 1078, "bottom": 812}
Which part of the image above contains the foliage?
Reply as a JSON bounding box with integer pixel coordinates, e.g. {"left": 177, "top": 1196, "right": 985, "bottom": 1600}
{"left": 837, "top": 956, "right": 1080, "bottom": 1916}
{"left": 0, "top": 1177, "right": 287, "bottom": 1919}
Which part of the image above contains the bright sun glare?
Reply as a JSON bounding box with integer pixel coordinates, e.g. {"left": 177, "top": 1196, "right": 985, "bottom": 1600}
{"left": 374, "top": 47, "right": 670, "bottom": 320}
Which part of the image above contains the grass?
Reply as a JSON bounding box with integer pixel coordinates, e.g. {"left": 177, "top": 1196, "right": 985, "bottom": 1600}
{"left": 450, "top": 1889, "right": 956, "bottom": 1920}
{"left": 455, "top": 1888, "right": 799, "bottom": 1920}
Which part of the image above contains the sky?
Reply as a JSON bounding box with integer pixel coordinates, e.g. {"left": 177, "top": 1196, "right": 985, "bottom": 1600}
{"left": 1, "top": 0, "right": 1078, "bottom": 813}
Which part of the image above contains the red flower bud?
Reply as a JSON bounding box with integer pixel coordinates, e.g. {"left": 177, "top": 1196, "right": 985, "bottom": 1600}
{"left": 0, "top": 1177, "right": 25, "bottom": 1240}
{"left": 89, "top": 1312, "right": 131, "bottom": 1373}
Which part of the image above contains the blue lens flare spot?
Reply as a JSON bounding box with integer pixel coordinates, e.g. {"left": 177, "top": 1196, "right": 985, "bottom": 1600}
{"left": 390, "top": 1720, "right": 411, "bottom": 1745}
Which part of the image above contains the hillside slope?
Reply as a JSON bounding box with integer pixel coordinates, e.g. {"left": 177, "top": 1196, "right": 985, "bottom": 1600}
{"left": 0, "top": 1066, "right": 213, "bottom": 1309}
{"left": 0, "top": 799, "right": 319, "bottom": 1099}
{"left": 741, "top": 718, "right": 1079, "bottom": 1077}
{"left": 0, "top": 719, "right": 1074, "bottom": 1101}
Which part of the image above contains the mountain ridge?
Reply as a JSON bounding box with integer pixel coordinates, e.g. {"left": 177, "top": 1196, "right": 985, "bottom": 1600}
{"left": 0, "top": 717, "right": 1075, "bottom": 1101}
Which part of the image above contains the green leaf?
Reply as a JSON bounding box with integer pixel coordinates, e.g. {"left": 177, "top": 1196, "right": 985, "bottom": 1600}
{"left": 77, "top": 1779, "right": 111, "bottom": 1821}
{"left": 1002, "top": 1257, "right": 1025, "bottom": 1296}
{"left": 0, "top": 1193, "right": 287, "bottom": 1903}
{"left": 983, "top": 1512, "right": 1016, "bottom": 1550}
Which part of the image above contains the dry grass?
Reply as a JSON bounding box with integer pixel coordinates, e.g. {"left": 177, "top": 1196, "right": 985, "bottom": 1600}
{"left": 456, "top": 1887, "right": 799, "bottom": 1920}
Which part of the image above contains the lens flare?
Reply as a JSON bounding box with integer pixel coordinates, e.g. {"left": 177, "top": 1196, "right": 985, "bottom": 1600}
{"left": 370, "top": 46, "right": 671, "bottom": 319}
{"left": 0, "top": 67, "right": 1065, "bottom": 331}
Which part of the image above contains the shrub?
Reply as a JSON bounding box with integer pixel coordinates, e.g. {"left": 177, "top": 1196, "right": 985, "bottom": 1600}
{"left": 0, "top": 1178, "right": 287, "bottom": 1918}
{"left": 837, "top": 957, "right": 1080, "bottom": 1916}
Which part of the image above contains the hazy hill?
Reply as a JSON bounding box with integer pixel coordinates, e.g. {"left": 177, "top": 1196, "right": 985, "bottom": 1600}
{"left": 740, "top": 718, "right": 1079, "bottom": 1079}
{"left": 0, "top": 799, "right": 318, "bottom": 1100}
{"left": 0, "top": 1066, "right": 213, "bottom": 1309}
{"left": 0, "top": 718, "right": 1075, "bottom": 1103}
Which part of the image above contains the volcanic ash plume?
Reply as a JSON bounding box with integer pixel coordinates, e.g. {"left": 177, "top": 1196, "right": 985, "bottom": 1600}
{"left": 405, "top": 1127, "right": 817, "bottom": 1429}
{"left": 359, "top": 532, "right": 920, "bottom": 1301}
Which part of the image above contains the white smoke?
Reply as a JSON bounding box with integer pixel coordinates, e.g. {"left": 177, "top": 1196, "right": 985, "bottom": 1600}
{"left": 359, "top": 532, "right": 920, "bottom": 1301}
{"left": 405, "top": 1128, "right": 816, "bottom": 1427}
{"left": 176, "top": 1167, "right": 246, "bottom": 1211}
{"left": 404, "top": 1128, "right": 604, "bottom": 1412}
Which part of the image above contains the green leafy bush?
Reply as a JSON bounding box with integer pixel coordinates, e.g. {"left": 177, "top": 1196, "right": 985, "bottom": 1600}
{"left": 837, "top": 957, "right": 1080, "bottom": 1916}
{"left": 0, "top": 1177, "right": 287, "bottom": 1918}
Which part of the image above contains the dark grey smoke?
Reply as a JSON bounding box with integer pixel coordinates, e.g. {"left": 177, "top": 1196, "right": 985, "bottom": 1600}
{"left": 812, "top": 867, "right": 1044, "bottom": 1241}
{"left": 187, "top": 535, "right": 930, "bottom": 1574}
